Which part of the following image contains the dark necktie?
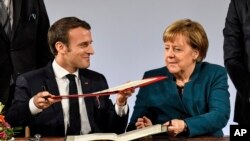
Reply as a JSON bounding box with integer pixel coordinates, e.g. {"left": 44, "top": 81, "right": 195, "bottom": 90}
{"left": 0, "top": 0, "right": 11, "bottom": 38}
{"left": 66, "top": 74, "right": 81, "bottom": 135}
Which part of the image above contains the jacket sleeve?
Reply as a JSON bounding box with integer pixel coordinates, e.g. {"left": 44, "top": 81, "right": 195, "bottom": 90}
{"left": 90, "top": 74, "right": 129, "bottom": 134}
{"left": 126, "top": 72, "right": 155, "bottom": 132}
{"left": 185, "top": 67, "right": 230, "bottom": 137}
{"left": 5, "top": 76, "right": 34, "bottom": 127}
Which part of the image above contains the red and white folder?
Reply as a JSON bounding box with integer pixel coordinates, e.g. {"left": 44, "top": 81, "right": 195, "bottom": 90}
{"left": 52, "top": 76, "right": 167, "bottom": 99}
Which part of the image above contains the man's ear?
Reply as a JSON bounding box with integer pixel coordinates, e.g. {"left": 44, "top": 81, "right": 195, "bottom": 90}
{"left": 55, "top": 42, "right": 66, "bottom": 54}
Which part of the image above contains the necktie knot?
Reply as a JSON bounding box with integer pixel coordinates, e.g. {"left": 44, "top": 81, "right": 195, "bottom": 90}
{"left": 66, "top": 74, "right": 76, "bottom": 81}
{"left": 66, "top": 74, "right": 77, "bottom": 95}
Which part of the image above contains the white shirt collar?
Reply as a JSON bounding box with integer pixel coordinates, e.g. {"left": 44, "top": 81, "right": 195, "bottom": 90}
{"left": 52, "top": 60, "right": 79, "bottom": 79}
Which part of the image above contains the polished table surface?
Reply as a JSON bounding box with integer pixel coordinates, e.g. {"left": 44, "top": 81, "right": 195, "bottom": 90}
{"left": 15, "top": 136, "right": 229, "bottom": 141}
{"left": 15, "top": 137, "right": 64, "bottom": 141}
{"left": 139, "top": 136, "right": 229, "bottom": 141}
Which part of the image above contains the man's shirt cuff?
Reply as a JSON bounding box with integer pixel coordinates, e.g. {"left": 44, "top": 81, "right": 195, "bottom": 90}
{"left": 115, "top": 103, "right": 128, "bottom": 117}
{"left": 29, "top": 97, "right": 43, "bottom": 115}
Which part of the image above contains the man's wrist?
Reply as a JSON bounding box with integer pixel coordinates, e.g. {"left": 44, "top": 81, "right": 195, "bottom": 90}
{"left": 116, "top": 101, "right": 126, "bottom": 106}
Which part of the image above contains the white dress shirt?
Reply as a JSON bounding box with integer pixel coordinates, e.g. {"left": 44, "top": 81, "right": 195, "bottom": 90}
{"left": 3, "top": 0, "right": 13, "bottom": 27}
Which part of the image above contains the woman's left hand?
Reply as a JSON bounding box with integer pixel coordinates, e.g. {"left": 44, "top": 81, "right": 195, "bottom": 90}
{"left": 163, "top": 119, "right": 186, "bottom": 137}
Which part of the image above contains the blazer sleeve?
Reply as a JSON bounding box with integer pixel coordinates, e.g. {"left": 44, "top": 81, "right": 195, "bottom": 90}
{"left": 185, "top": 67, "right": 230, "bottom": 137}
{"left": 101, "top": 75, "right": 129, "bottom": 134}
{"left": 89, "top": 73, "right": 129, "bottom": 134}
{"left": 126, "top": 72, "right": 155, "bottom": 132}
{"left": 223, "top": 0, "right": 250, "bottom": 100}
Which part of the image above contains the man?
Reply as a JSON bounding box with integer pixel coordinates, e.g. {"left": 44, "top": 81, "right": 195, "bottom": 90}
{"left": 223, "top": 0, "right": 250, "bottom": 125}
{"left": 6, "top": 17, "right": 131, "bottom": 136}
{"left": 0, "top": 0, "right": 52, "bottom": 107}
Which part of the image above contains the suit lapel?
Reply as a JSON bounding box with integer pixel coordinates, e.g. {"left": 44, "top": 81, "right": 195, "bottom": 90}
{"left": 78, "top": 70, "right": 96, "bottom": 128}
{"left": 43, "top": 64, "right": 64, "bottom": 128}
{"left": 12, "top": 0, "right": 22, "bottom": 38}
{"left": 79, "top": 70, "right": 92, "bottom": 94}
{"left": 247, "top": 0, "right": 250, "bottom": 10}
{"left": 79, "top": 69, "right": 92, "bottom": 108}
{"left": 0, "top": 27, "right": 9, "bottom": 42}
{"left": 43, "top": 64, "right": 60, "bottom": 96}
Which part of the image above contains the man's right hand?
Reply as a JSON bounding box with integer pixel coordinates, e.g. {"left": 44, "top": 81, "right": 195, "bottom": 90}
{"left": 33, "top": 91, "right": 61, "bottom": 109}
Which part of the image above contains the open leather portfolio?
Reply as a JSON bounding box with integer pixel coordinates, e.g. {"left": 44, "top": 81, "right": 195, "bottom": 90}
{"left": 66, "top": 124, "right": 167, "bottom": 141}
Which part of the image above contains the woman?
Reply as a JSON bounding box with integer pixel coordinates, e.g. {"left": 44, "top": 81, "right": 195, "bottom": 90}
{"left": 127, "top": 19, "right": 230, "bottom": 137}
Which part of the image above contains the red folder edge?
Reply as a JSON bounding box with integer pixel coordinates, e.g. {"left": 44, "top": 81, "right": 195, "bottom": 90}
{"left": 52, "top": 76, "right": 167, "bottom": 99}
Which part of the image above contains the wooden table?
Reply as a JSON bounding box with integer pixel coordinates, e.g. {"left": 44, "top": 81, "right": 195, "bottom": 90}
{"left": 15, "top": 136, "right": 229, "bottom": 141}
{"left": 138, "top": 135, "right": 229, "bottom": 141}
{"left": 15, "top": 137, "right": 64, "bottom": 141}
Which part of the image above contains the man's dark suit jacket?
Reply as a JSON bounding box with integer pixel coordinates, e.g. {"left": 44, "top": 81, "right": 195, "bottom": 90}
{"left": 6, "top": 63, "right": 128, "bottom": 136}
{"left": 223, "top": 0, "right": 250, "bottom": 125}
{"left": 0, "top": 0, "right": 52, "bottom": 104}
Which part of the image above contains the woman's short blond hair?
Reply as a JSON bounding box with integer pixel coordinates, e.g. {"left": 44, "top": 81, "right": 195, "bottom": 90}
{"left": 163, "top": 19, "right": 208, "bottom": 62}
